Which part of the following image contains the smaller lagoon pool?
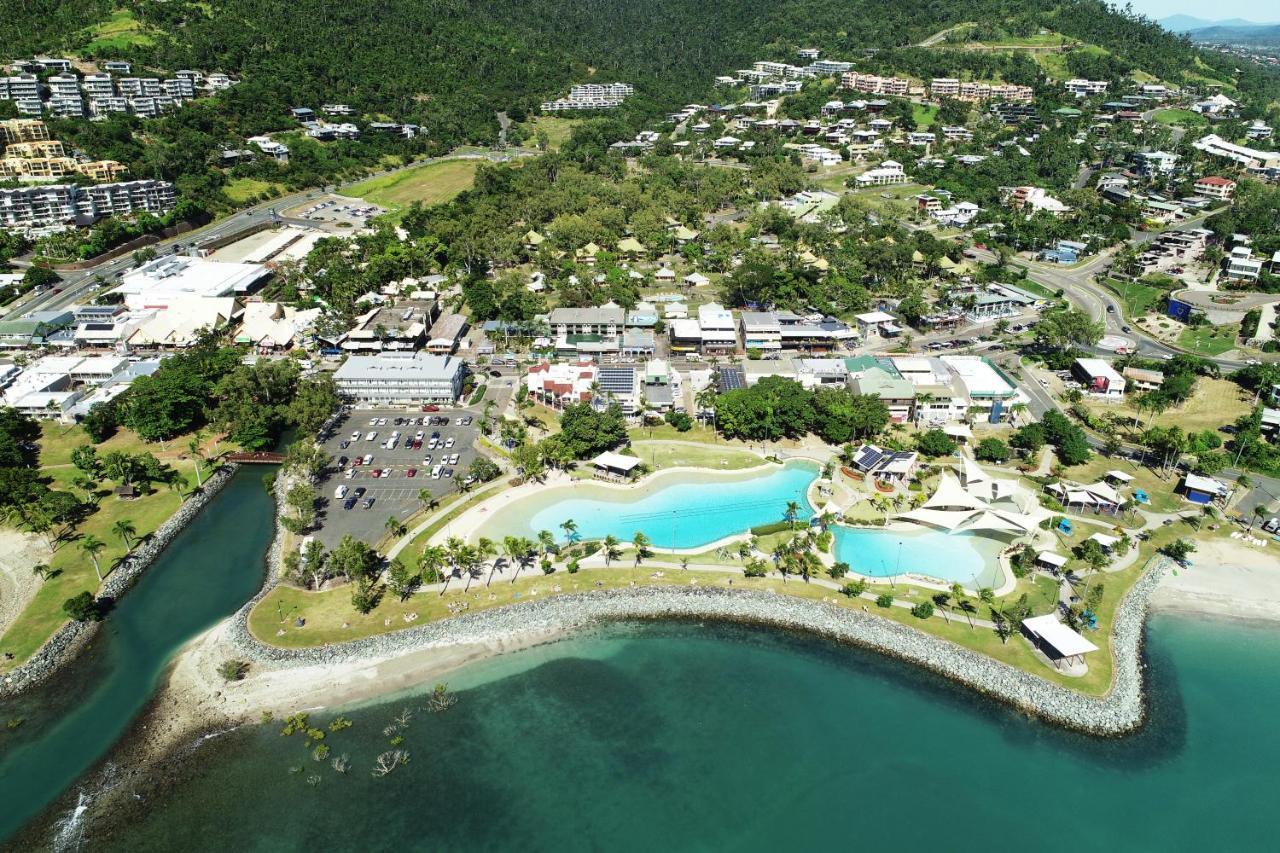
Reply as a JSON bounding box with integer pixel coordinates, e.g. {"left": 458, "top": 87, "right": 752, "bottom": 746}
{"left": 479, "top": 461, "right": 818, "bottom": 549}
{"left": 832, "top": 526, "right": 1006, "bottom": 588}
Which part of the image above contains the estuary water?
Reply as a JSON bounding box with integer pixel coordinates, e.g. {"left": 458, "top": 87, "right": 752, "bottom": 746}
{"left": 89, "top": 613, "right": 1280, "bottom": 852}
{"left": 0, "top": 469, "right": 277, "bottom": 843}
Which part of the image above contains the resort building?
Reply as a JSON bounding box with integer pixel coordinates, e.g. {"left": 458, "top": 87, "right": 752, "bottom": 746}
{"left": 854, "top": 160, "right": 906, "bottom": 187}
{"left": 333, "top": 352, "right": 465, "bottom": 404}
{"left": 526, "top": 359, "right": 598, "bottom": 407}
{"left": 1193, "top": 176, "right": 1236, "bottom": 201}
{"left": 1180, "top": 474, "right": 1231, "bottom": 506}
{"left": 591, "top": 451, "right": 642, "bottom": 481}
{"left": 112, "top": 256, "right": 270, "bottom": 311}
{"left": 850, "top": 367, "right": 916, "bottom": 422}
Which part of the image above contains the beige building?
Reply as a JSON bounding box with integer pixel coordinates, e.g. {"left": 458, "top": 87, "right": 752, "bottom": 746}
{"left": 0, "top": 119, "right": 50, "bottom": 144}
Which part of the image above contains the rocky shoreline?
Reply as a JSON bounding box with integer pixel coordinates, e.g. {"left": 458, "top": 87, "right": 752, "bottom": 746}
{"left": 0, "top": 465, "right": 238, "bottom": 699}
{"left": 226, "top": 556, "right": 1171, "bottom": 735}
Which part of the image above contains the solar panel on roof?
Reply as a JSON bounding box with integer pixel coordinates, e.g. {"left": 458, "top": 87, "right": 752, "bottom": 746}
{"left": 856, "top": 447, "right": 884, "bottom": 469}
{"left": 721, "top": 367, "right": 746, "bottom": 391}
{"left": 597, "top": 368, "right": 636, "bottom": 393}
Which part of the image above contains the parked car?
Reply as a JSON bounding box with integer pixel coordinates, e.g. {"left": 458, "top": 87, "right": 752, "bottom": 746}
{"left": 334, "top": 485, "right": 349, "bottom": 500}
{"left": 343, "top": 497, "right": 358, "bottom": 510}
{"left": 445, "top": 437, "right": 455, "bottom": 448}
{"left": 407, "top": 468, "right": 417, "bottom": 477}
{"left": 365, "top": 431, "right": 377, "bottom": 441}
{"left": 368, "top": 417, "right": 378, "bottom": 426}
{"left": 350, "top": 431, "right": 361, "bottom": 441}
{"left": 345, "top": 468, "right": 356, "bottom": 479}
{"left": 337, "top": 456, "right": 348, "bottom": 467}
{"left": 339, "top": 440, "right": 350, "bottom": 450}
{"left": 362, "top": 454, "right": 373, "bottom": 465}
{"left": 423, "top": 454, "right": 433, "bottom": 465}
{"left": 353, "top": 487, "right": 367, "bottom": 498}
{"left": 362, "top": 497, "right": 376, "bottom": 510}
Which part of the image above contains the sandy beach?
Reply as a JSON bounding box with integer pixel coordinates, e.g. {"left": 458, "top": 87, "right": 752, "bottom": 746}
{"left": 1150, "top": 538, "right": 1280, "bottom": 623}
{"left": 0, "top": 530, "right": 51, "bottom": 639}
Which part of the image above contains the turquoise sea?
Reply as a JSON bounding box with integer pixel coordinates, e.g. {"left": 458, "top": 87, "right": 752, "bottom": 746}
{"left": 479, "top": 461, "right": 819, "bottom": 548}
{"left": 87, "top": 614, "right": 1280, "bottom": 852}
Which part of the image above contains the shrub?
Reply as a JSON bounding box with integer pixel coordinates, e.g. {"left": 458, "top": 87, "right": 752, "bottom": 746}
{"left": 750, "top": 520, "right": 793, "bottom": 536}
{"left": 875, "top": 593, "right": 894, "bottom": 608}
{"left": 827, "top": 561, "right": 850, "bottom": 579}
{"left": 663, "top": 410, "right": 693, "bottom": 432}
{"left": 842, "top": 579, "right": 867, "bottom": 597}
{"left": 218, "top": 659, "right": 250, "bottom": 682}
{"left": 62, "top": 592, "right": 101, "bottom": 622}
{"left": 911, "top": 602, "right": 935, "bottom": 619}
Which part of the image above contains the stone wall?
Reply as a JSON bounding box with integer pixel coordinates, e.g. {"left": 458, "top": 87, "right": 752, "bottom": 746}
{"left": 228, "top": 554, "right": 1171, "bottom": 735}
{"left": 0, "top": 465, "right": 238, "bottom": 698}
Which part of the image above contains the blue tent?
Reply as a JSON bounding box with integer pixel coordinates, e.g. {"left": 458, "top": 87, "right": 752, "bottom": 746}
{"left": 1058, "top": 518, "right": 1074, "bottom": 535}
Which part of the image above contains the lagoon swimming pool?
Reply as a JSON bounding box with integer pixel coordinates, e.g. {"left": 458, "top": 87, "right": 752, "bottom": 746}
{"left": 832, "top": 525, "right": 1006, "bottom": 588}
{"left": 477, "top": 461, "right": 819, "bottom": 549}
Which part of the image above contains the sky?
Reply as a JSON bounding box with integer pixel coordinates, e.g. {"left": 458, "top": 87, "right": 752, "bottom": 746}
{"left": 1127, "top": 0, "right": 1279, "bottom": 23}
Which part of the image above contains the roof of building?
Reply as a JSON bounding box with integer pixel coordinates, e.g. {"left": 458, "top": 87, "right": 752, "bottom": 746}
{"left": 333, "top": 352, "right": 463, "bottom": 382}
{"left": 592, "top": 451, "right": 641, "bottom": 472}
{"left": 1022, "top": 614, "right": 1098, "bottom": 657}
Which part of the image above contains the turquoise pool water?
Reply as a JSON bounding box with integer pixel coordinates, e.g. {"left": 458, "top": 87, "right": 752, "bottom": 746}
{"left": 479, "top": 461, "right": 819, "bottom": 549}
{"left": 832, "top": 525, "right": 1006, "bottom": 587}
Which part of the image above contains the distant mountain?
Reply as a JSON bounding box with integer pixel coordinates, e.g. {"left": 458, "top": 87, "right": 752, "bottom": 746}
{"left": 1159, "top": 15, "right": 1260, "bottom": 33}
{"left": 1184, "top": 23, "right": 1280, "bottom": 46}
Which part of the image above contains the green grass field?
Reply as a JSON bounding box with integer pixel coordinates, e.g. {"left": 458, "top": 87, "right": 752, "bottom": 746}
{"left": 1151, "top": 108, "right": 1207, "bottom": 127}
{"left": 1102, "top": 277, "right": 1169, "bottom": 317}
{"left": 912, "top": 104, "right": 938, "bottom": 130}
{"left": 224, "top": 177, "right": 283, "bottom": 204}
{"left": 1178, "top": 324, "right": 1238, "bottom": 356}
{"left": 79, "top": 9, "right": 155, "bottom": 53}
{"left": 340, "top": 158, "right": 481, "bottom": 212}
{"left": 523, "top": 116, "right": 580, "bottom": 150}
{"left": 628, "top": 441, "right": 764, "bottom": 471}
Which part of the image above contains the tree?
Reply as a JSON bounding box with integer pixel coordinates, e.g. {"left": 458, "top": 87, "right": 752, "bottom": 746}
{"left": 632, "top": 531, "right": 651, "bottom": 565}
{"left": 603, "top": 534, "right": 621, "bottom": 566}
{"left": 875, "top": 593, "right": 894, "bottom": 608}
{"left": 1010, "top": 423, "right": 1046, "bottom": 454}
{"left": 558, "top": 401, "right": 628, "bottom": 458}
{"left": 70, "top": 444, "right": 100, "bottom": 476}
{"left": 63, "top": 591, "right": 102, "bottom": 622}
{"left": 468, "top": 456, "right": 501, "bottom": 483}
{"left": 218, "top": 660, "right": 250, "bottom": 681}
{"left": 1034, "top": 306, "right": 1104, "bottom": 351}
{"left": 187, "top": 436, "right": 206, "bottom": 487}
{"left": 330, "top": 534, "right": 380, "bottom": 581}
{"left": 387, "top": 557, "right": 422, "bottom": 601}
{"left": 1161, "top": 539, "right": 1196, "bottom": 563}
{"left": 418, "top": 545, "right": 447, "bottom": 584}
{"left": 80, "top": 534, "right": 107, "bottom": 583}
{"left": 559, "top": 518, "right": 578, "bottom": 544}
{"left": 418, "top": 489, "right": 440, "bottom": 514}
{"left": 811, "top": 389, "right": 891, "bottom": 444}
{"left": 283, "top": 441, "right": 331, "bottom": 481}
{"left": 974, "top": 438, "right": 1010, "bottom": 463}
{"left": 112, "top": 519, "right": 137, "bottom": 550}
{"left": 784, "top": 500, "right": 802, "bottom": 528}
{"left": 385, "top": 515, "right": 407, "bottom": 539}
{"left": 911, "top": 601, "right": 935, "bottom": 619}
{"left": 916, "top": 429, "right": 956, "bottom": 458}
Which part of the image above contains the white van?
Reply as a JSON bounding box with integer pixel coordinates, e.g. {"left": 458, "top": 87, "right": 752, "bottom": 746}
{"left": 334, "top": 485, "right": 349, "bottom": 500}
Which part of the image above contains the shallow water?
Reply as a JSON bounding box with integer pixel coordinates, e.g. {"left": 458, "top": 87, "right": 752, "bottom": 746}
{"left": 90, "top": 613, "right": 1280, "bottom": 852}
{"left": 0, "top": 469, "right": 276, "bottom": 842}
{"left": 833, "top": 525, "right": 1007, "bottom": 586}
{"left": 477, "top": 461, "right": 820, "bottom": 548}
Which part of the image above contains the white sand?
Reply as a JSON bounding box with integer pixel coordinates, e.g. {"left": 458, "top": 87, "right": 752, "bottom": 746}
{"left": 1150, "top": 538, "right": 1280, "bottom": 622}
{"left": 0, "top": 530, "right": 52, "bottom": 638}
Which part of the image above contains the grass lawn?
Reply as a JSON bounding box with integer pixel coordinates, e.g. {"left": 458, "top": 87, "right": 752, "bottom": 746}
{"left": 340, "top": 159, "right": 480, "bottom": 213}
{"left": 626, "top": 423, "right": 718, "bottom": 445}
{"left": 1060, "top": 455, "right": 1186, "bottom": 514}
{"left": 79, "top": 9, "right": 155, "bottom": 52}
{"left": 1177, "top": 323, "right": 1238, "bottom": 356}
{"left": 224, "top": 177, "right": 283, "bottom": 205}
{"left": 1152, "top": 108, "right": 1207, "bottom": 127}
{"left": 629, "top": 440, "right": 764, "bottom": 472}
{"left": 1034, "top": 43, "right": 1106, "bottom": 80}
{"left": 1101, "top": 277, "right": 1170, "bottom": 317}
{"left": 1014, "top": 278, "right": 1060, "bottom": 300}
{"left": 522, "top": 116, "right": 579, "bottom": 150}
{"left": 911, "top": 104, "right": 938, "bottom": 130}
{"left": 1082, "top": 377, "right": 1252, "bottom": 439}
{"left": 0, "top": 425, "right": 229, "bottom": 668}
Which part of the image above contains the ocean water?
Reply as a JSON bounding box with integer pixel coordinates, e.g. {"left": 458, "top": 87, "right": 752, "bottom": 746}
{"left": 833, "top": 525, "right": 1007, "bottom": 587}
{"left": 478, "top": 461, "right": 819, "bottom": 548}
{"left": 89, "top": 614, "right": 1280, "bottom": 852}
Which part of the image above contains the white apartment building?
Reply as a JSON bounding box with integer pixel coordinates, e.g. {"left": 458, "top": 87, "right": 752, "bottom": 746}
{"left": 333, "top": 352, "right": 465, "bottom": 404}
{"left": 0, "top": 179, "right": 175, "bottom": 233}
{"left": 1065, "top": 79, "right": 1108, "bottom": 96}
{"left": 842, "top": 73, "right": 910, "bottom": 96}
{"left": 855, "top": 160, "right": 906, "bottom": 187}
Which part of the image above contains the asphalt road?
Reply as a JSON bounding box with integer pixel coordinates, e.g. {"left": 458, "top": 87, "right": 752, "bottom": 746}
{"left": 6, "top": 149, "right": 537, "bottom": 321}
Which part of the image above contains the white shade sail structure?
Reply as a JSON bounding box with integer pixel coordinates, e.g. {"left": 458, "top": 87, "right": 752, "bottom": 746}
{"left": 901, "top": 473, "right": 1041, "bottom": 536}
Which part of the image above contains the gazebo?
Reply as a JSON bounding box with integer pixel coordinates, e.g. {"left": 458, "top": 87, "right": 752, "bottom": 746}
{"left": 1021, "top": 614, "right": 1098, "bottom": 670}
{"left": 591, "top": 451, "right": 642, "bottom": 482}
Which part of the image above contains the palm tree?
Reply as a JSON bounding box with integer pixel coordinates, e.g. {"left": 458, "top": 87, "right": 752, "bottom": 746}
{"left": 632, "top": 531, "right": 651, "bottom": 565}
{"left": 417, "top": 489, "right": 440, "bottom": 514}
{"left": 978, "top": 587, "right": 995, "bottom": 619}
{"left": 784, "top": 500, "right": 801, "bottom": 529}
{"left": 470, "top": 537, "right": 496, "bottom": 590}
{"left": 187, "top": 436, "right": 205, "bottom": 488}
{"left": 510, "top": 536, "right": 536, "bottom": 584}
{"left": 80, "top": 534, "right": 106, "bottom": 583}
{"left": 695, "top": 387, "right": 718, "bottom": 435}
{"left": 418, "top": 545, "right": 447, "bottom": 585}
{"left": 112, "top": 519, "right": 137, "bottom": 550}
{"left": 1251, "top": 505, "right": 1267, "bottom": 531}
{"left": 603, "top": 535, "right": 621, "bottom": 566}
{"left": 537, "top": 529, "right": 556, "bottom": 559}
{"left": 385, "top": 515, "right": 407, "bottom": 539}
{"left": 950, "top": 581, "right": 972, "bottom": 628}
{"left": 32, "top": 563, "right": 50, "bottom": 582}
{"left": 559, "top": 518, "right": 578, "bottom": 544}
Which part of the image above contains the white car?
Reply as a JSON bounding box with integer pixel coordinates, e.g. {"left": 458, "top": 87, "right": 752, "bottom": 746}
{"left": 431, "top": 465, "right": 442, "bottom": 479}
{"left": 362, "top": 454, "right": 373, "bottom": 465}
{"left": 445, "top": 437, "right": 455, "bottom": 448}
{"left": 366, "top": 431, "right": 377, "bottom": 441}
{"left": 368, "top": 417, "right": 378, "bottom": 426}
{"left": 350, "top": 431, "right": 361, "bottom": 441}
{"left": 415, "top": 430, "right": 425, "bottom": 442}
{"left": 377, "top": 418, "right": 387, "bottom": 426}
{"left": 345, "top": 468, "right": 356, "bottom": 479}
{"left": 428, "top": 438, "right": 439, "bottom": 450}
{"left": 334, "top": 485, "right": 349, "bottom": 500}
{"left": 449, "top": 453, "right": 460, "bottom": 465}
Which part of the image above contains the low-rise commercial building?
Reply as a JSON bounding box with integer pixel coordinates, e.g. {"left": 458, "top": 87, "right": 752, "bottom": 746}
{"left": 333, "top": 352, "right": 466, "bottom": 404}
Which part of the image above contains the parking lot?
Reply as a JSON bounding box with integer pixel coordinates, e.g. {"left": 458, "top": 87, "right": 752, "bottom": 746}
{"left": 284, "top": 193, "right": 385, "bottom": 228}
{"left": 312, "top": 407, "right": 482, "bottom": 549}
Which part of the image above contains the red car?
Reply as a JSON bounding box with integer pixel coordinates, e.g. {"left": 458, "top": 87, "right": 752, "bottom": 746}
{"left": 421, "top": 404, "right": 440, "bottom": 412}
{"left": 406, "top": 468, "right": 417, "bottom": 477}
